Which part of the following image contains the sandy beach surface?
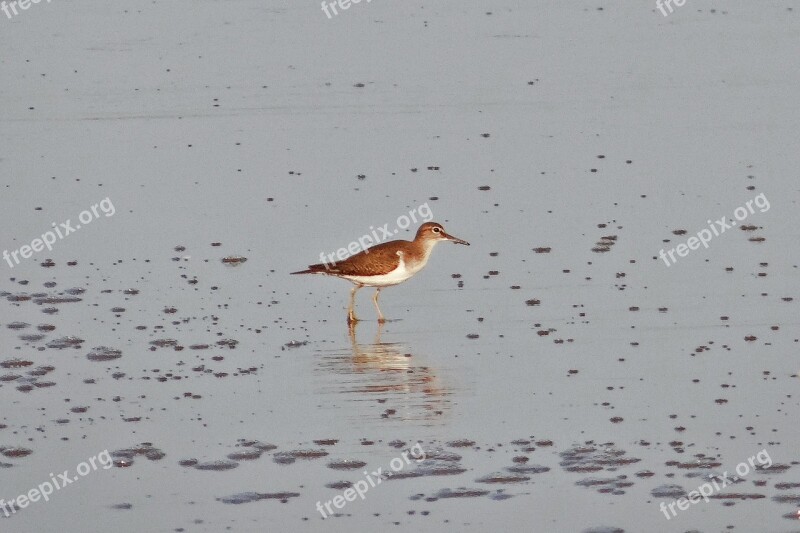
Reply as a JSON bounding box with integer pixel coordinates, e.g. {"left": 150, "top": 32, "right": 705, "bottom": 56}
{"left": 1, "top": 1, "right": 799, "bottom": 531}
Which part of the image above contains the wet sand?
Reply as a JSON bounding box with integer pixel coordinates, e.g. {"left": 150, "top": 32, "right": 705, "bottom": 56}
{"left": 1, "top": 1, "right": 799, "bottom": 532}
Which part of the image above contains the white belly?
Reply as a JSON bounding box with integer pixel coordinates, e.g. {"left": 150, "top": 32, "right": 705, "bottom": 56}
{"left": 341, "top": 254, "right": 422, "bottom": 287}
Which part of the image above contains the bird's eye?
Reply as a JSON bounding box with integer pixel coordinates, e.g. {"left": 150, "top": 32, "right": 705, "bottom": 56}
{"left": 432, "top": 227, "right": 441, "bottom": 233}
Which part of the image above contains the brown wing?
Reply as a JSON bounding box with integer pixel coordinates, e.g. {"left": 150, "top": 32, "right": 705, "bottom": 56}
{"left": 292, "top": 240, "right": 410, "bottom": 276}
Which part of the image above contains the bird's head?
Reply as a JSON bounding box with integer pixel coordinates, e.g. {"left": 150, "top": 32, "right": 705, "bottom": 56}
{"left": 415, "top": 222, "right": 470, "bottom": 246}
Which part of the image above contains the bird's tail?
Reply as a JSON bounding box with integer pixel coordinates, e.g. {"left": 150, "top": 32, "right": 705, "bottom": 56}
{"left": 291, "top": 263, "right": 335, "bottom": 275}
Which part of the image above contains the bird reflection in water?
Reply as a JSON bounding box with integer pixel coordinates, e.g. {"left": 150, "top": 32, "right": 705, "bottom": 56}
{"left": 315, "top": 322, "right": 451, "bottom": 423}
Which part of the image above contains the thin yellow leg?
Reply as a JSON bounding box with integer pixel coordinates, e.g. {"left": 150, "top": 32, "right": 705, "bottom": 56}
{"left": 347, "top": 285, "right": 361, "bottom": 324}
{"left": 372, "top": 288, "right": 385, "bottom": 323}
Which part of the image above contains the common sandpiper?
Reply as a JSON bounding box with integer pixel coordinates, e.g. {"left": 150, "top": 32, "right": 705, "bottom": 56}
{"left": 292, "top": 221, "right": 469, "bottom": 323}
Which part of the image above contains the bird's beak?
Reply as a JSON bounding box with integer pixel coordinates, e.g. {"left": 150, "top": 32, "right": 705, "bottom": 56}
{"left": 442, "top": 231, "right": 470, "bottom": 246}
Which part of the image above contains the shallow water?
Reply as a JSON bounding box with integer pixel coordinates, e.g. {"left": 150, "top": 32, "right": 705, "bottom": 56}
{"left": 2, "top": 1, "right": 799, "bottom": 532}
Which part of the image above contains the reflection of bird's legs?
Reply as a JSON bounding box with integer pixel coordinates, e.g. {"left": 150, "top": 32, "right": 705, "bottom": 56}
{"left": 372, "top": 288, "right": 385, "bottom": 323}
{"left": 347, "top": 285, "right": 362, "bottom": 324}
{"left": 348, "top": 319, "right": 358, "bottom": 343}
{"left": 374, "top": 319, "right": 385, "bottom": 344}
